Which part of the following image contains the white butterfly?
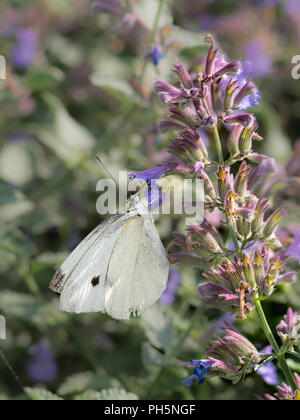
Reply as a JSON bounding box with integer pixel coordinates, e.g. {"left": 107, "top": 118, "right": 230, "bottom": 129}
{"left": 49, "top": 193, "right": 169, "bottom": 320}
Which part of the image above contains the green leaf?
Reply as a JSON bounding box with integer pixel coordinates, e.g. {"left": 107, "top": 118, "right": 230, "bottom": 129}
{"left": 0, "top": 138, "right": 51, "bottom": 187}
{"left": 90, "top": 74, "right": 144, "bottom": 106}
{"left": 58, "top": 371, "right": 120, "bottom": 396}
{"left": 25, "top": 387, "right": 63, "bottom": 401}
{"left": 0, "top": 227, "right": 36, "bottom": 259}
{"left": 141, "top": 303, "right": 176, "bottom": 354}
{"left": 47, "top": 34, "right": 82, "bottom": 66}
{"left": 23, "top": 67, "right": 64, "bottom": 92}
{"left": 0, "top": 291, "right": 48, "bottom": 326}
{"left": 142, "top": 342, "right": 165, "bottom": 368}
{"left": 74, "top": 389, "right": 139, "bottom": 401}
{"left": 35, "top": 95, "right": 95, "bottom": 165}
{"left": 0, "top": 183, "right": 34, "bottom": 222}
{"left": 0, "top": 142, "right": 33, "bottom": 186}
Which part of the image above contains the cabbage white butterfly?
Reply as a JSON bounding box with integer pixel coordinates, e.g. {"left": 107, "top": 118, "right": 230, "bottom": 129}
{"left": 49, "top": 189, "right": 169, "bottom": 320}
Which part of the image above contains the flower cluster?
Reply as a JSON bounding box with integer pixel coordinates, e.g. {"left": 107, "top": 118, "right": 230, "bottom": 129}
{"left": 265, "top": 373, "right": 300, "bottom": 401}
{"left": 277, "top": 308, "right": 300, "bottom": 351}
{"left": 183, "top": 328, "right": 261, "bottom": 386}
{"left": 198, "top": 249, "right": 296, "bottom": 319}
{"left": 129, "top": 33, "right": 300, "bottom": 397}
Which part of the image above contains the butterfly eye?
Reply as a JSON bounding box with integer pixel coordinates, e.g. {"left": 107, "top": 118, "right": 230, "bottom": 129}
{"left": 91, "top": 276, "right": 100, "bottom": 287}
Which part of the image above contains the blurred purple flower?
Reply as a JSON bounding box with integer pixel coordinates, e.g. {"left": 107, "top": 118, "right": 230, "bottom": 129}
{"left": 284, "top": 232, "right": 300, "bottom": 263}
{"left": 198, "top": 14, "right": 216, "bottom": 32}
{"left": 285, "top": 0, "right": 300, "bottom": 14}
{"left": 27, "top": 340, "right": 58, "bottom": 384}
{"left": 160, "top": 268, "right": 181, "bottom": 306}
{"left": 261, "top": 0, "right": 280, "bottom": 6}
{"left": 256, "top": 346, "right": 278, "bottom": 386}
{"left": 11, "top": 28, "right": 38, "bottom": 70}
{"left": 245, "top": 41, "right": 272, "bottom": 78}
{"left": 92, "top": 0, "right": 123, "bottom": 15}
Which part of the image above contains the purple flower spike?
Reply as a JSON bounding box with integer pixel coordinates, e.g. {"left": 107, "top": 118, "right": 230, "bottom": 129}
{"left": 276, "top": 308, "right": 300, "bottom": 348}
{"left": 207, "top": 328, "right": 261, "bottom": 384}
{"left": 160, "top": 268, "right": 181, "bottom": 306}
{"left": 11, "top": 28, "right": 38, "bottom": 70}
{"left": 27, "top": 340, "right": 58, "bottom": 384}
{"left": 265, "top": 373, "right": 300, "bottom": 400}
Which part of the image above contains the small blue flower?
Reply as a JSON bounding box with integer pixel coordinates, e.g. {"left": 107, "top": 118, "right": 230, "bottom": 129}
{"left": 150, "top": 46, "right": 163, "bottom": 66}
{"left": 182, "top": 359, "right": 212, "bottom": 387}
{"left": 11, "top": 28, "right": 38, "bottom": 70}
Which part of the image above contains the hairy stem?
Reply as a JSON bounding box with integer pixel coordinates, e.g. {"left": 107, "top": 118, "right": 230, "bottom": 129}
{"left": 254, "top": 295, "right": 297, "bottom": 392}
{"left": 226, "top": 213, "right": 242, "bottom": 257}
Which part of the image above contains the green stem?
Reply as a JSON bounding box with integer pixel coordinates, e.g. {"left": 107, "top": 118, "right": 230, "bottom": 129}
{"left": 226, "top": 213, "right": 242, "bottom": 258}
{"left": 150, "top": 0, "right": 165, "bottom": 43}
{"left": 139, "top": 0, "right": 165, "bottom": 84}
{"left": 212, "top": 125, "right": 224, "bottom": 165}
{"left": 254, "top": 295, "right": 297, "bottom": 392}
{"left": 146, "top": 306, "right": 202, "bottom": 399}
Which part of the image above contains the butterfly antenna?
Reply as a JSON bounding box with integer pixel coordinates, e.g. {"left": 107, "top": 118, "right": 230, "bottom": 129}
{"left": 0, "top": 348, "right": 24, "bottom": 391}
{"left": 96, "top": 155, "right": 119, "bottom": 185}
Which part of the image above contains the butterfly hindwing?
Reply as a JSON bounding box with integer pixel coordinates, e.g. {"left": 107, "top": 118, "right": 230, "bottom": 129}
{"left": 104, "top": 214, "right": 169, "bottom": 319}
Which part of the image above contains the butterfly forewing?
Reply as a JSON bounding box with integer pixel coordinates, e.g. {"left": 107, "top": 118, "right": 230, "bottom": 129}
{"left": 49, "top": 215, "right": 121, "bottom": 293}
{"left": 50, "top": 213, "right": 136, "bottom": 313}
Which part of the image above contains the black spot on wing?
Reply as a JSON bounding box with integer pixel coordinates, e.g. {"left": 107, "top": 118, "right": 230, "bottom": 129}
{"left": 91, "top": 275, "right": 100, "bottom": 287}
{"left": 49, "top": 268, "right": 65, "bottom": 293}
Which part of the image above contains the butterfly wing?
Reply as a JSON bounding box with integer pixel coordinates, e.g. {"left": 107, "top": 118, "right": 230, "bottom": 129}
{"left": 49, "top": 213, "right": 136, "bottom": 313}
{"left": 104, "top": 214, "right": 169, "bottom": 319}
